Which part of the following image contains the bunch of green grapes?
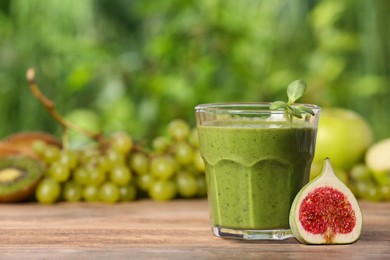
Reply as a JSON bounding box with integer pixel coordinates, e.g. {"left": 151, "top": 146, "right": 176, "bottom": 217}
{"left": 134, "top": 119, "right": 206, "bottom": 201}
{"left": 348, "top": 164, "right": 390, "bottom": 202}
{"left": 33, "top": 119, "right": 206, "bottom": 204}
{"left": 33, "top": 132, "right": 137, "bottom": 204}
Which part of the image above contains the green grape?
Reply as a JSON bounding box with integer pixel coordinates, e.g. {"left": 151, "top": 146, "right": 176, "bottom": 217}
{"left": 168, "top": 119, "right": 190, "bottom": 141}
{"left": 151, "top": 156, "right": 176, "bottom": 180}
{"left": 380, "top": 184, "right": 390, "bottom": 201}
{"left": 73, "top": 167, "right": 89, "bottom": 185}
{"left": 106, "top": 148, "right": 126, "bottom": 165}
{"left": 79, "top": 147, "right": 100, "bottom": 164}
{"left": 365, "top": 185, "right": 382, "bottom": 201}
{"left": 149, "top": 179, "right": 177, "bottom": 201}
{"left": 174, "top": 142, "right": 194, "bottom": 165}
{"left": 58, "top": 149, "right": 78, "bottom": 170}
{"left": 189, "top": 129, "right": 199, "bottom": 147}
{"left": 81, "top": 155, "right": 98, "bottom": 168}
{"left": 35, "top": 178, "right": 61, "bottom": 204}
{"left": 152, "top": 136, "right": 170, "bottom": 152}
{"left": 49, "top": 162, "right": 71, "bottom": 183}
{"left": 129, "top": 152, "right": 149, "bottom": 175}
{"left": 371, "top": 171, "right": 390, "bottom": 186}
{"left": 109, "top": 165, "right": 132, "bottom": 186}
{"left": 99, "top": 182, "right": 120, "bottom": 203}
{"left": 355, "top": 181, "right": 369, "bottom": 198}
{"left": 62, "top": 182, "right": 82, "bottom": 202}
{"left": 86, "top": 164, "right": 106, "bottom": 186}
{"left": 193, "top": 150, "right": 205, "bottom": 172}
{"left": 97, "top": 155, "right": 111, "bottom": 173}
{"left": 176, "top": 171, "right": 198, "bottom": 198}
{"left": 32, "top": 140, "right": 47, "bottom": 157}
{"left": 358, "top": 182, "right": 382, "bottom": 201}
{"left": 119, "top": 184, "right": 137, "bottom": 201}
{"left": 83, "top": 185, "right": 100, "bottom": 202}
{"left": 42, "top": 145, "right": 60, "bottom": 164}
{"left": 185, "top": 165, "right": 202, "bottom": 176}
{"left": 196, "top": 175, "right": 207, "bottom": 197}
{"left": 136, "top": 174, "right": 154, "bottom": 191}
{"left": 350, "top": 164, "right": 372, "bottom": 182}
{"left": 111, "top": 132, "right": 133, "bottom": 154}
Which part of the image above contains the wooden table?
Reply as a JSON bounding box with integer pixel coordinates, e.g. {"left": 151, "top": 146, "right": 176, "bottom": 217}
{"left": 0, "top": 199, "right": 389, "bottom": 259}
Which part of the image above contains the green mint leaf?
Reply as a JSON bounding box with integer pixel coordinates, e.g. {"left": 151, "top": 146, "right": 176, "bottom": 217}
{"left": 287, "top": 105, "right": 303, "bottom": 119}
{"left": 295, "top": 105, "right": 315, "bottom": 116}
{"left": 270, "top": 79, "right": 313, "bottom": 122}
{"left": 287, "top": 80, "right": 307, "bottom": 104}
{"left": 270, "top": 101, "right": 287, "bottom": 110}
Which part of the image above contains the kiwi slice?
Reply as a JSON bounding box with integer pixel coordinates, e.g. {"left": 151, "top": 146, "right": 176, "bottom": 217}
{"left": 0, "top": 156, "right": 44, "bottom": 202}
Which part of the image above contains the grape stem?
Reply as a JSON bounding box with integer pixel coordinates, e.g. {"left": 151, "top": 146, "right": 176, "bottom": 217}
{"left": 26, "top": 68, "right": 106, "bottom": 147}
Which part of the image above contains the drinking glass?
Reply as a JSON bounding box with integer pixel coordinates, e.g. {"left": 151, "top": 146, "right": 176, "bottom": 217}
{"left": 195, "top": 103, "right": 320, "bottom": 240}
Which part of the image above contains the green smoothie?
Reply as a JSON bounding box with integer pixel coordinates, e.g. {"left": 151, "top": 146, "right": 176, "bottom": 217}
{"left": 198, "top": 119, "right": 317, "bottom": 230}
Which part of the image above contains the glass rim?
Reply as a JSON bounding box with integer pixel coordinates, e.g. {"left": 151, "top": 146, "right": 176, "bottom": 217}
{"left": 195, "top": 102, "right": 320, "bottom": 114}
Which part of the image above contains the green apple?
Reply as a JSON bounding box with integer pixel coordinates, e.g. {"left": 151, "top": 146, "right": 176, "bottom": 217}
{"left": 313, "top": 108, "right": 373, "bottom": 171}
{"left": 65, "top": 109, "right": 101, "bottom": 148}
{"left": 365, "top": 138, "right": 390, "bottom": 185}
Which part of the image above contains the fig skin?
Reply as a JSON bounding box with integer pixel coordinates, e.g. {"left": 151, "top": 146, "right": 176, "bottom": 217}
{"left": 0, "top": 131, "right": 61, "bottom": 160}
{"left": 2, "top": 131, "right": 61, "bottom": 147}
{"left": 289, "top": 158, "right": 363, "bottom": 245}
{"left": 0, "top": 143, "right": 26, "bottom": 157}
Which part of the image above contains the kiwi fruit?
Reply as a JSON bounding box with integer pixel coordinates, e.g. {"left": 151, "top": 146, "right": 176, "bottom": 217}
{"left": 0, "top": 156, "right": 44, "bottom": 202}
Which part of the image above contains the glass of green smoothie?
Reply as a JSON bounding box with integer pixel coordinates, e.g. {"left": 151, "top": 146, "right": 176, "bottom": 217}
{"left": 195, "top": 102, "right": 320, "bottom": 240}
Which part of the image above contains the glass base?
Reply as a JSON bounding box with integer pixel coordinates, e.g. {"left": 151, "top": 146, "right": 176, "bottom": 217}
{"left": 213, "top": 226, "right": 293, "bottom": 240}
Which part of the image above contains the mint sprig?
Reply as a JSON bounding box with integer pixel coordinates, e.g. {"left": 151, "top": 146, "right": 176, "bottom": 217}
{"left": 270, "top": 80, "right": 314, "bottom": 119}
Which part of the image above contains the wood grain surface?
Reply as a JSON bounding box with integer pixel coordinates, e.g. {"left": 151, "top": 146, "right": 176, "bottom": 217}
{"left": 0, "top": 199, "right": 389, "bottom": 259}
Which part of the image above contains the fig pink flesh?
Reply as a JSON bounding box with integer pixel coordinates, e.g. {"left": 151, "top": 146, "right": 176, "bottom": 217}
{"left": 299, "top": 186, "right": 356, "bottom": 243}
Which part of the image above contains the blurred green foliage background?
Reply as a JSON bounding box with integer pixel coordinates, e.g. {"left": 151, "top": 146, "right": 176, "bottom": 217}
{"left": 0, "top": 0, "right": 389, "bottom": 143}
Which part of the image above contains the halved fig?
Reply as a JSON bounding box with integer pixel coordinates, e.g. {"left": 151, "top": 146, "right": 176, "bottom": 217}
{"left": 2, "top": 131, "right": 61, "bottom": 147}
{"left": 0, "top": 131, "right": 61, "bottom": 160}
{"left": 289, "top": 158, "right": 363, "bottom": 244}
